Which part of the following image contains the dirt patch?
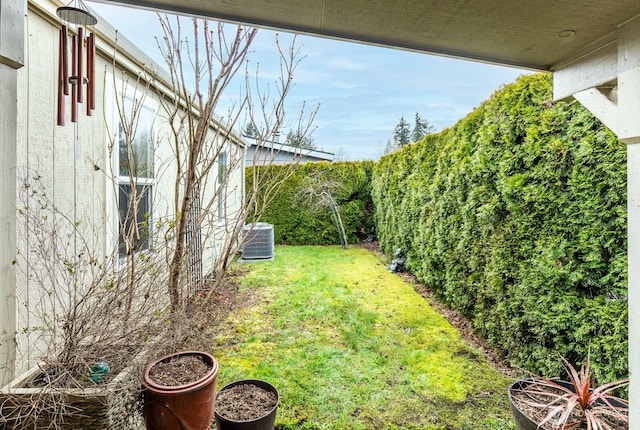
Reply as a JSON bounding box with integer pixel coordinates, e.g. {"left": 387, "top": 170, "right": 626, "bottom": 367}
{"left": 360, "top": 239, "right": 380, "bottom": 254}
{"left": 177, "top": 265, "right": 255, "bottom": 352}
{"left": 216, "top": 383, "right": 278, "bottom": 421}
{"left": 148, "top": 354, "right": 211, "bottom": 386}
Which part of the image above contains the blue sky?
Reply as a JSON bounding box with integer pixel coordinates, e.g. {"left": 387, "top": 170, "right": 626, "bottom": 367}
{"left": 89, "top": 2, "right": 529, "bottom": 160}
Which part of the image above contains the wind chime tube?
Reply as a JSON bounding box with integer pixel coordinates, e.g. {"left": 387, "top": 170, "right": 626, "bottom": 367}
{"left": 87, "top": 32, "right": 95, "bottom": 116}
{"left": 62, "top": 25, "right": 69, "bottom": 96}
{"left": 57, "top": 27, "right": 66, "bottom": 126}
{"left": 71, "top": 34, "right": 78, "bottom": 123}
{"left": 77, "top": 27, "right": 84, "bottom": 104}
{"left": 90, "top": 32, "right": 95, "bottom": 110}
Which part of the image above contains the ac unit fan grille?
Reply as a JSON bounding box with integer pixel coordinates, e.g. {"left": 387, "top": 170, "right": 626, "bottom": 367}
{"left": 242, "top": 223, "right": 274, "bottom": 260}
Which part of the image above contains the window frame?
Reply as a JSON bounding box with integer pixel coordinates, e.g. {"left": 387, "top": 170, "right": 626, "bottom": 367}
{"left": 217, "top": 150, "right": 227, "bottom": 222}
{"left": 114, "top": 94, "right": 157, "bottom": 260}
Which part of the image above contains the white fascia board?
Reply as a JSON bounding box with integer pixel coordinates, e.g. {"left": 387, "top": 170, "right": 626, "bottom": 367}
{"left": 553, "top": 42, "right": 618, "bottom": 102}
{"left": 572, "top": 87, "right": 619, "bottom": 135}
{"left": 248, "top": 139, "right": 333, "bottom": 161}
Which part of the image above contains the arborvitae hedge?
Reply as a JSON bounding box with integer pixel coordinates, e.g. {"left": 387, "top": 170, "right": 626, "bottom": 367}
{"left": 372, "top": 73, "right": 628, "bottom": 383}
{"left": 246, "top": 161, "right": 374, "bottom": 246}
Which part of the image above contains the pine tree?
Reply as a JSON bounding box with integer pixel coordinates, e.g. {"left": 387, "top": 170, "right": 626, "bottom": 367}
{"left": 393, "top": 117, "right": 411, "bottom": 146}
{"left": 411, "top": 113, "right": 434, "bottom": 142}
{"left": 383, "top": 138, "right": 399, "bottom": 155}
{"left": 285, "top": 130, "right": 316, "bottom": 149}
{"left": 243, "top": 121, "right": 260, "bottom": 138}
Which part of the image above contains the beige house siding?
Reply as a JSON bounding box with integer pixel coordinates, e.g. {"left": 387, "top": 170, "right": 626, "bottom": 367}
{"left": 1, "top": 0, "right": 245, "bottom": 385}
{"left": 0, "top": 6, "right": 22, "bottom": 386}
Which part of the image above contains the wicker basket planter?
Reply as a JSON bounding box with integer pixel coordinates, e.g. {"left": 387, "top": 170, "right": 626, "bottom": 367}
{"left": 0, "top": 356, "right": 146, "bottom": 430}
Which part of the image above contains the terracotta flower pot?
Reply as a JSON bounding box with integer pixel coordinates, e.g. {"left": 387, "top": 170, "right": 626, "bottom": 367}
{"left": 142, "top": 351, "right": 219, "bottom": 430}
{"left": 214, "top": 379, "right": 279, "bottom": 430}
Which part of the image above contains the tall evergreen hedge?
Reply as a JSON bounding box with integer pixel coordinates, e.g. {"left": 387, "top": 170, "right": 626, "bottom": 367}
{"left": 246, "top": 161, "right": 374, "bottom": 246}
{"left": 372, "top": 73, "right": 628, "bottom": 382}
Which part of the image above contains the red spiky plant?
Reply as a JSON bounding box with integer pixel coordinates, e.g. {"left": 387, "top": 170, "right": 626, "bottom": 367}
{"left": 516, "top": 355, "right": 628, "bottom": 430}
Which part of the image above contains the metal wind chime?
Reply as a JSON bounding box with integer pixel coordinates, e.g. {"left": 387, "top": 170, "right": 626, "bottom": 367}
{"left": 56, "top": 2, "right": 97, "bottom": 126}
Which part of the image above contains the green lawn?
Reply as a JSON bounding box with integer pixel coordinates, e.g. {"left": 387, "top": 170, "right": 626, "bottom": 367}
{"left": 212, "top": 246, "right": 515, "bottom": 430}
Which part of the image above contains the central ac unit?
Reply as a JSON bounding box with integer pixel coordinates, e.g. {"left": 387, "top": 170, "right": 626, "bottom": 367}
{"left": 241, "top": 222, "right": 274, "bottom": 260}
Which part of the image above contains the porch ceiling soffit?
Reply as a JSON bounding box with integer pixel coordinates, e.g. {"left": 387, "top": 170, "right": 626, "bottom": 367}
{"left": 92, "top": 0, "right": 640, "bottom": 139}
{"left": 555, "top": 15, "right": 640, "bottom": 142}
{"left": 94, "top": 0, "right": 640, "bottom": 72}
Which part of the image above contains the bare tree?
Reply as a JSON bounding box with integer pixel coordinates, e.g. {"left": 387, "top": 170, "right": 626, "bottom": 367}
{"left": 105, "top": 62, "right": 161, "bottom": 328}
{"left": 297, "top": 172, "right": 349, "bottom": 249}
{"left": 1, "top": 15, "right": 318, "bottom": 430}
{"left": 154, "top": 17, "right": 317, "bottom": 315}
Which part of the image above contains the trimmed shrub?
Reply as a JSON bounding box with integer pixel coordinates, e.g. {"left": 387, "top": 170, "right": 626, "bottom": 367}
{"left": 247, "top": 161, "right": 374, "bottom": 246}
{"left": 372, "top": 73, "right": 628, "bottom": 382}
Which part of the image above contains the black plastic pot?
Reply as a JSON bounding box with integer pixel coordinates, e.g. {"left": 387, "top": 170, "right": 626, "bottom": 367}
{"left": 214, "top": 379, "right": 279, "bottom": 430}
{"left": 508, "top": 379, "right": 547, "bottom": 430}
{"left": 508, "top": 379, "right": 628, "bottom": 430}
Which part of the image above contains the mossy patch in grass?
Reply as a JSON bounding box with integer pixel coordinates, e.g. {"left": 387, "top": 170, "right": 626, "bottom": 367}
{"left": 213, "top": 246, "right": 514, "bottom": 429}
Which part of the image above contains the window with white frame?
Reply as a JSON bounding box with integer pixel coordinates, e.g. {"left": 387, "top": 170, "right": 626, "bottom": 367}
{"left": 117, "top": 98, "right": 155, "bottom": 258}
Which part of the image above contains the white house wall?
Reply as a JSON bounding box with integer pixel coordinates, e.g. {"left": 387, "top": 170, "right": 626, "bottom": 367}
{"left": 16, "top": 4, "right": 86, "bottom": 378}
{"left": 0, "top": 0, "right": 23, "bottom": 386}
{"left": 0, "top": 64, "right": 19, "bottom": 389}
{"left": 1, "top": 0, "right": 245, "bottom": 385}
{"left": 144, "top": 95, "right": 246, "bottom": 273}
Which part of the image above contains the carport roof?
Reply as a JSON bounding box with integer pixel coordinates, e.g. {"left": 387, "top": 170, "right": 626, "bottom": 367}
{"left": 96, "top": 0, "right": 640, "bottom": 71}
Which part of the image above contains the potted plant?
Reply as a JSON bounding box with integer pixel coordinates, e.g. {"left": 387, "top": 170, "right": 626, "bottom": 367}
{"left": 508, "top": 355, "right": 628, "bottom": 430}
{"left": 214, "top": 379, "right": 279, "bottom": 430}
{"left": 0, "top": 176, "right": 164, "bottom": 430}
{"left": 141, "top": 351, "right": 219, "bottom": 430}
{"left": 0, "top": 347, "right": 154, "bottom": 429}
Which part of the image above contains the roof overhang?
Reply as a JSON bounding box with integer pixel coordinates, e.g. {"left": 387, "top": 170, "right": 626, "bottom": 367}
{"left": 91, "top": 0, "right": 640, "bottom": 138}
{"left": 93, "top": 0, "right": 640, "bottom": 73}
